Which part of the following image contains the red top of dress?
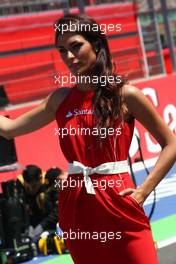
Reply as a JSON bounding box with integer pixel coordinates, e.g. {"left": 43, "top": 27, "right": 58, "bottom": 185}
{"left": 55, "top": 87, "right": 134, "bottom": 167}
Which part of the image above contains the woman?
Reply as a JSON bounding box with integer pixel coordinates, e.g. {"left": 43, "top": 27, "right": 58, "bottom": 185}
{"left": 0, "top": 13, "right": 176, "bottom": 264}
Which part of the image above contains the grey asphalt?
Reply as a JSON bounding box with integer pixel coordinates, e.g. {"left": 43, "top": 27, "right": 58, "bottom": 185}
{"left": 158, "top": 243, "right": 176, "bottom": 264}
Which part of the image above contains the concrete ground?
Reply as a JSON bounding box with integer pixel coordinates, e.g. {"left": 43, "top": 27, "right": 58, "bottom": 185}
{"left": 158, "top": 243, "right": 176, "bottom": 264}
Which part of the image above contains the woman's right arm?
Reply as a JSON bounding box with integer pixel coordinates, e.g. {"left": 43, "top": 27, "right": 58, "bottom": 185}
{"left": 0, "top": 87, "right": 70, "bottom": 139}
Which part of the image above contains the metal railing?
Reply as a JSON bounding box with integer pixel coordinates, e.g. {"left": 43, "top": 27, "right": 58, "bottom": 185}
{"left": 136, "top": 0, "right": 176, "bottom": 73}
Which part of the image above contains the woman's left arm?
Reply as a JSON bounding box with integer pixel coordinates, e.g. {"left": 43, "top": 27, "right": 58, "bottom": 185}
{"left": 119, "top": 85, "right": 176, "bottom": 206}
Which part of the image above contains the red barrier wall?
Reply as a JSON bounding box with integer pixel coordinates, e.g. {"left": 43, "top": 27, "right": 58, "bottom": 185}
{"left": 130, "top": 73, "right": 176, "bottom": 161}
{"left": 0, "top": 2, "right": 142, "bottom": 103}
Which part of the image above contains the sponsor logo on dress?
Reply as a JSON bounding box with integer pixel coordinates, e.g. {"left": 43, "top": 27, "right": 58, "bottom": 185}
{"left": 66, "top": 111, "right": 73, "bottom": 118}
{"left": 66, "top": 109, "right": 94, "bottom": 118}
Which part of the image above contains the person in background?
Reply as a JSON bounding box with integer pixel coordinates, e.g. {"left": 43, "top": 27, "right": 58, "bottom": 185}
{"left": 17, "top": 165, "right": 66, "bottom": 238}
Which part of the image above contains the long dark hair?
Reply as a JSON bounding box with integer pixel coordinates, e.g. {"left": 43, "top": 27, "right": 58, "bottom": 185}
{"left": 55, "top": 13, "right": 127, "bottom": 129}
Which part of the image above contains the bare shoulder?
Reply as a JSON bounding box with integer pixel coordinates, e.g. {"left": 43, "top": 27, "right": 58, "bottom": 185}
{"left": 46, "top": 87, "right": 71, "bottom": 115}
{"left": 120, "top": 84, "right": 140, "bottom": 122}
{"left": 121, "top": 84, "right": 147, "bottom": 117}
{"left": 121, "top": 84, "right": 140, "bottom": 99}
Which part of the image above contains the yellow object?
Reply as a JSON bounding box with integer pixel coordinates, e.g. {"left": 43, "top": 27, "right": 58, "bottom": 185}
{"left": 38, "top": 233, "right": 66, "bottom": 255}
{"left": 38, "top": 237, "right": 48, "bottom": 256}
{"left": 54, "top": 236, "right": 65, "bottom": 254}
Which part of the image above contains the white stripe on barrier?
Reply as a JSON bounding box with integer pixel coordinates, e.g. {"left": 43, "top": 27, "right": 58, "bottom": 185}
{"left": 144, "top": 174, "right": 176, "bottom": 205}
{"left": 157, "top": 236, "right": 176, "bottom": 249}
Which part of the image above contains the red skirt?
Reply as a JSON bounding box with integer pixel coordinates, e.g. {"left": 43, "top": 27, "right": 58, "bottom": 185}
{"left": 58, "top": 172, "right": 158, "bottom": 264}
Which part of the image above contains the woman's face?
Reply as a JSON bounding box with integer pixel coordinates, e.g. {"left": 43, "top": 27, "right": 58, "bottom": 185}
{"left": 56, "top": 32, "right": 97, "bottom": 76}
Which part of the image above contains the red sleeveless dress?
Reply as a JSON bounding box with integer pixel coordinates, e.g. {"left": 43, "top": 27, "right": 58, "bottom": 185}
{"left": 55, "top": 87, "right": 158, "bottom": 264}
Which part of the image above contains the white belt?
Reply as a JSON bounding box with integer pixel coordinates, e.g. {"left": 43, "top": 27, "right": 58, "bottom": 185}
{"left": 68, "top": 160, "right": 128, "bottom": 195}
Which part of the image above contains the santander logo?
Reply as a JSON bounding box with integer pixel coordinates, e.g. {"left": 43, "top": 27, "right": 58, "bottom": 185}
{"left": 66, "top": 108, "right": 94, "bottom": 118}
